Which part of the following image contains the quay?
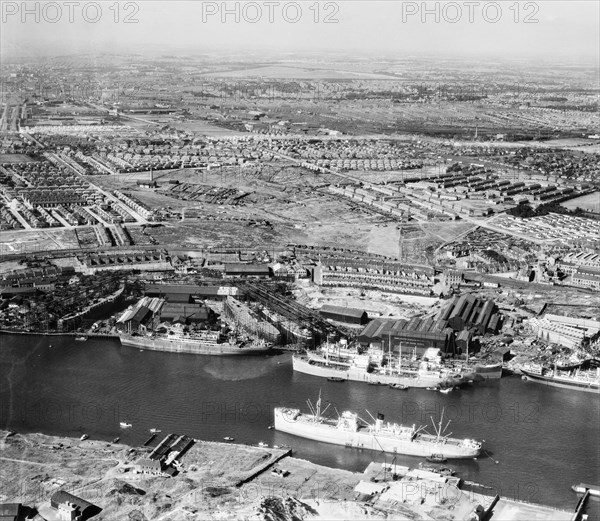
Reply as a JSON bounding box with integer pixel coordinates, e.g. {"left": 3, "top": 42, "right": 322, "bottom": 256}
{"left": 143, "top": 433, "right": 157, "bottom": 446}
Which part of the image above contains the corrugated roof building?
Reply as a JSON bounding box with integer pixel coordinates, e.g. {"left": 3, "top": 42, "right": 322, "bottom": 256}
{"left": 320, "top": 305, "right": 369, "bottom": 325}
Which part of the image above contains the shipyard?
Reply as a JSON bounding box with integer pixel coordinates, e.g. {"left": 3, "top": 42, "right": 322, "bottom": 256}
{"left": 1, "top": 1, "right": 599, "bottom": 520}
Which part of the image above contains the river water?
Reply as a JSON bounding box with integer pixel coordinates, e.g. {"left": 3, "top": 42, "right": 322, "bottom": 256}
{"left": 1, "top": 334, "right": 598, "bottom": 513}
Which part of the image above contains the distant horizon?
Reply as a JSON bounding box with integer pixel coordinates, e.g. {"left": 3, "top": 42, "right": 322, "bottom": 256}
{"left": 1, "top": 1, "right": 598, "bottom": 64}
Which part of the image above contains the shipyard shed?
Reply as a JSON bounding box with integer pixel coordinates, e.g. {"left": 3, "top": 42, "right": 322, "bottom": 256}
{"left": 144, "top": 283, "right": 239, "bottom": 301}
{"left": 358, "top": 318, "right": 456, "bottom": 355}
{"left": 456, "top": 329, "right": 480, "bottom": 354}
{"left": 160, "top": 302, "right": 212, "bottom": 324}
{"left": 319, "top": 304, "right": 369, "bottom": 325}
{"left": 124, "top": 305, "right": 152, "bottom": 332}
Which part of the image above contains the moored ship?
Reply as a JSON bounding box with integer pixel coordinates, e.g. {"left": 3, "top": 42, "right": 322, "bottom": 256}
{"left": 274, "top": 395, "right": 482, "bottom": 459}
{"left": 293, "top": 343, "right": 476, "bottom": 389}
{"left": 118, "top": 327, "right": 272, "bottom": 356}
{"left": 521, "top": 364, "right": 600, "bottom": 393}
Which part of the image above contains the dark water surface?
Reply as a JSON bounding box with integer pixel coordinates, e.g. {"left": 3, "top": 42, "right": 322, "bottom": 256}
{"left": 1, "top": 334, "right": 599, "bottom": 513}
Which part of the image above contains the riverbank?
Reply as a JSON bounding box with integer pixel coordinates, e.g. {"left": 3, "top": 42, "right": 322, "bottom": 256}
{"left": 0, "top": 329, "right": 118, "bottom": 338}
{"left": 0, "top": 430, "right": 368, "bottom": 520}
{"left": 0, "top": 430, "right": 579, "bottom": 521}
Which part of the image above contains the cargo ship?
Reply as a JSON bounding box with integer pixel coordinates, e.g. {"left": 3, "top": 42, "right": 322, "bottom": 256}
{"left": 293, "top": 343, "right": 476, "bottom": 388}
{"left": 118, "top": 329, "right": 272, "bottom": 356}
{"left": 274, "top": 395, "right": 482, "bottom": 459}
{"left": 521, "top": 364, "right": 600, "bottom": 393}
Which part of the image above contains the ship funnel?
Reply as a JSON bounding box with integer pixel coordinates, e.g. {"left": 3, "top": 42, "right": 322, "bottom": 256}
{"left": 376, "top": 413, "right": 384, "bottom": 432}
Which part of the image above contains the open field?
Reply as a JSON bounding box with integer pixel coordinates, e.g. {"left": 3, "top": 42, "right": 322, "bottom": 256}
{"left": 560, "top": 192, "right": 600, "bottom": 213}
{"left": 203, "top": 65, "right": 393, "bottom": 80}
{"left": 0, "top": 229, "right": 81, "bottom": 255}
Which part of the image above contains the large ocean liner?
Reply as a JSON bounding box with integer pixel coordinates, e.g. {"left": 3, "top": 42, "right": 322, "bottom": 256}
{"left": 274, "top": 395, "right": 482, "bottom": 459}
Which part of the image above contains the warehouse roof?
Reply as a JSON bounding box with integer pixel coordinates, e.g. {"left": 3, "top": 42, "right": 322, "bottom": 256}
{"left": 224, "top": 264, "right": 270, "bottom": 274}
{"left": 50, "top": 490, "right": 96, "bottom": 517}
{"left": 320, "top": 305, "right": 367, "bottom": 319}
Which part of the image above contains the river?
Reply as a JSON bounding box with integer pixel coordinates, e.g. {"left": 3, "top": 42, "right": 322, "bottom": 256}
{"left": 1, "top": 334, "right": 598, "bottom": 513}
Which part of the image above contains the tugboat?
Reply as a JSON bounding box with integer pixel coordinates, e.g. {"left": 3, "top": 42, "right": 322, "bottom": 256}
{"left": 426, "top": 454, "right": 447, "bottom": 463}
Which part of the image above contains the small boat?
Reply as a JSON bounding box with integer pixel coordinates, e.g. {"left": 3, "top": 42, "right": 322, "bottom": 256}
{"left": 426, "top": 454, "right": 447, "bottom": 463}
{"left": 149, "top": 428, "right": 161, "bottom": 434}
{"left": 368, "top": 381, "right": 383, "bottom": 386}
{"left": 426, "top": 387, "right": 439, "bottom": 391}
{"left": 418, "top": 463, "right": 455, "bottom": 476}
{"left": 223, "top": 436, "right": 234, "bottom": 442}
{"left": 75, "top": 336, "right": 88, "bottom": 342}
{"left": 439, "top": 388, "right": 452, "bottom": 394}
{"left": 6, "top": 431, "right": 16, "bottom": 437}
{"left": 327, "top": 377, "right": 346, "bottom": 382}
{"left": 80, "top": 434, "right": 89, "bottom": 441}
{"left": 258, "top": 442, "right": 269, "bottom": 448}
{"left": 389, "top": 383, "right": 408, "bottom": 390}
{"left": 119, "top": 422, "right": 132, "bottom": 429}
{"left": 267, "top": 425, "right": 274, "bottom": 430}
{"left": 112, "top": 437, "right": 120, "bottom": 443}
{"left": 572, "top": 483, "right": 600, "bottom": 497}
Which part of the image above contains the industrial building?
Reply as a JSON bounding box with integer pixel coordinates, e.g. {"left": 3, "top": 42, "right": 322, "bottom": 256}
{"left": 50, "top": 490, "right": 99, "bottom": 521}
{"left": 319, "top": 304, "right": 369, "bottom": 325}
{"left": 144, "top": 283, "right": 239, "bottom": 301}
{"left": 571, "top": 267, "right": 600, "bottom": 290}
{"left": 0, "top": 503, "right": 23, "bottom": 521}
{"left": 358, "top": 318, "right": 457, "bottom": 355}
{"left": 530, "top": 314, "right": 600, "bottom": 350}
{"left": 438, "top": 295, "right": 499, "bottom": 334}
{"left": 76, "top": 252, "right": 173, "bottom": 274}
{"left": 223, "top": 264, "right": 271, "bottom": 278}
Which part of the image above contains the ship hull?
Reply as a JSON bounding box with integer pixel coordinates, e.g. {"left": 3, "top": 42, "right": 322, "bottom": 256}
{"left": 471, "top": 363, "right": 503, "bottom": 379}
{"left": 521, "top": 370, "right": 600, "bottom": 393}
{"left": 293, "top": 355, "right": 471, "bottom": 388}
{"left": 274, "top": 408, "right": 480, "bottom": 459}
{"left": 119, "top": 334, "right": 271, "bottom": 356}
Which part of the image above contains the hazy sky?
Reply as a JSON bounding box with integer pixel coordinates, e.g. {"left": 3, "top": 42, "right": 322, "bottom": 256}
{"left": 1, "top": 1, "right": 599, "bottom": 61}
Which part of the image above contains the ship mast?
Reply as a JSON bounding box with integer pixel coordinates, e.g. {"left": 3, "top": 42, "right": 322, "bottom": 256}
{"left": 398, "top": 342, "right": 402, "bottom": 372}
{"left": 388, "top": 331, "right": 392, "bottom": 375}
